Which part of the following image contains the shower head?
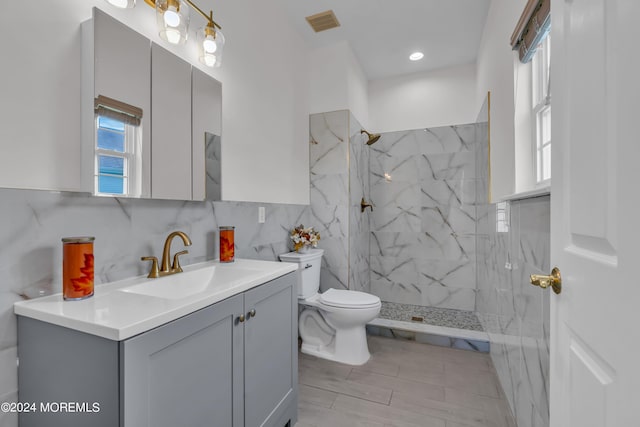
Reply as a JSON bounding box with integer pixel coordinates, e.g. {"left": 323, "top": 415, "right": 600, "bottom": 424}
{"left": 361, "top": 129, "right": 381, "bottom": 145}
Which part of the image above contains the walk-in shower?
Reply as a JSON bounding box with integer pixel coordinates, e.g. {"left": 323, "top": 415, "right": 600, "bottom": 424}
{"left": 309, "top": 109, "right": 490, "bottom": 352}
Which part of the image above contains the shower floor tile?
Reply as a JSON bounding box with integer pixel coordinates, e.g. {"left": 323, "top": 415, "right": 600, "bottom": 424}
{"left": 378, "top": 302, "right": 484, "bottom": 331}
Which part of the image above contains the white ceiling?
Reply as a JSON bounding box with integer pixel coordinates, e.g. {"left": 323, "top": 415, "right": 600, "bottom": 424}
{"left": 283, "top": 0, "right": 491, "bottom": 81}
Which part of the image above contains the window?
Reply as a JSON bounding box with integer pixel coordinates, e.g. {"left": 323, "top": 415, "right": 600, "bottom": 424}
{"left": 532, "top": 36, "right": 551, "bottom": 184}
{"left": 512, "top": 0, "right": 551, "bottom": 194}
{"left": 93, "top": 96, "right": 143, "bottom": 197}
{"left": 496, "top": 201, "right": 510, "bottom": 233}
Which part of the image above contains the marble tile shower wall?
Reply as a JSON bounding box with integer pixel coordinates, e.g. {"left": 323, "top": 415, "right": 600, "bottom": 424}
{"left": 309, "top": 111, "right": 350, "bottom": 291}
{"left": 0, "top": 187, "right": 309, "bottom": 427}
{"left": 348, "top": 112, "right": 371, "bottom": 294}
{"left": 309, "top": 110, "right": 371, "bottom": 292}
{"left": 476, "top": 196, "right": 551, "bottom": 427}
{"left": 369, "top": 124, "right": 482, "bottom": 311}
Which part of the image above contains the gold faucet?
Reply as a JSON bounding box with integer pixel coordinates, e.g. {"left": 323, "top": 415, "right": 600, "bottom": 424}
{"left": 141, "top": 231, "right": 192, "bottom": 278}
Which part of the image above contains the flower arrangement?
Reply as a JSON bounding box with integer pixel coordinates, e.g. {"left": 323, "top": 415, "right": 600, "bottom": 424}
{"left": 290, "top": 224, "right": 321, "bottom": 252}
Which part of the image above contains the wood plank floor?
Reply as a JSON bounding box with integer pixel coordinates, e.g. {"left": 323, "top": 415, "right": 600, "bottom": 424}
{"left": 296, "top": 335, "right": 516, "bottom": 427}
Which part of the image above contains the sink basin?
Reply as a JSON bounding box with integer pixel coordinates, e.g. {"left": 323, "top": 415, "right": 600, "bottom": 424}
{"left": 119, "top": 263, "right": 266, "bottom": 300}
{"left": 121, "top": 265, "right": 216, "bottom": 300}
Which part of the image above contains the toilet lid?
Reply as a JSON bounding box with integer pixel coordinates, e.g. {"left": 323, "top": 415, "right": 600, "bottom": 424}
{"left": 319, "top": 289, "right": 381, "bottom": 309}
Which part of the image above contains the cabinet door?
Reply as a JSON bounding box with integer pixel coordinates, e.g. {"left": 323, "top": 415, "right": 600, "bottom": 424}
{"left": 121, "top": 294, "right": 244, "bottom": 427}
{"left": 244, "top": 274, "right": 297, "bottom": 427}
{"left": 151, "top": 42, "right": 192, "bottom": 200}
{"left": 192, "top": 67, "right": 222, "bottom": 201}
{"left": 82, "top": 8, "right": 151, "bottom": 196}
{"left": 94, "top": 10, "right": 150, "bottom": 126}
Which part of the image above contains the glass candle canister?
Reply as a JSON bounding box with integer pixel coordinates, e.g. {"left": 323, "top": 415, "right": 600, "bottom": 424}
{"left": 219, "top": 226, "right": 235, "bottom": 263}
{"left": 62, "top": 237, "right": 95, "bottom": 300}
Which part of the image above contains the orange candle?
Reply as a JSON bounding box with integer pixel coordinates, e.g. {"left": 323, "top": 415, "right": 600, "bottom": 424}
{"left": 62, "top": 237, "right": 95, "bottom": 300}
{"left": 219, "top": 226, "right": 235, "bottom": 263}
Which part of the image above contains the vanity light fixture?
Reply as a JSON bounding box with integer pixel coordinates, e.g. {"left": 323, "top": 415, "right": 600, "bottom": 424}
{"left": 151, "top": 0, "right": 190, "bottom": 45}
{"left": 409, "top": 51, "right": 424, "bottom": 61}
{"left": 106, "top": 0, "right": 225, "bottom": 67}
{"left": 146, "top": 0, "right": 225, "bottom": 67}
{"left": 196, "top": 11, "right": 225, "bottom": 68}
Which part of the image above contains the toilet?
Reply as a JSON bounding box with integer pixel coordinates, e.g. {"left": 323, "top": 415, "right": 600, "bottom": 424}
{"left": 279, "top": 249, "right": 381, "bottom": 365}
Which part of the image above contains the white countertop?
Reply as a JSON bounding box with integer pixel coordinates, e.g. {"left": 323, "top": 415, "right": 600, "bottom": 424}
{"left": 14, "top": 259, "right": 298, "bottom": 341}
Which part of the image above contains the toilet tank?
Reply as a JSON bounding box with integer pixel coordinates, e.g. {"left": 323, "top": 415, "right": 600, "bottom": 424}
{"left": 279, "top": 249, "right": 323, "bottom": 299}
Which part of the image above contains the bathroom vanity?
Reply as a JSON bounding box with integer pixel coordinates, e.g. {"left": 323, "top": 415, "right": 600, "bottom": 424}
{"left": 14, "top": 259, "right": 298, "bottom": 427}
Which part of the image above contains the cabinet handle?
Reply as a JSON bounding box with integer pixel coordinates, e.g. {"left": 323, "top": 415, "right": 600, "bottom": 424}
{"left": 248, "top": 309, "right": 256, "bottom": 318}
{"left": 305, "top": 264, "right": 312, "bottom": 269}
{"left": 238, "top": 314, "right": 245, "bottom": 323}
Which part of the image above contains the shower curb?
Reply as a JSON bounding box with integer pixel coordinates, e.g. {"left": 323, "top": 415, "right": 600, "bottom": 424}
{"left": 367, "top": 317, "right": 490, "bottom": 353}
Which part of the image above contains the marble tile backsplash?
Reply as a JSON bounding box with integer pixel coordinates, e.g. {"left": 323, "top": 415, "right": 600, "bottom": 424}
{"left": 0, "top": 187, "right": 309, "bottom": 426}
{"left": 369, "top": 123, "right": 483, "bottom": 311}
{"left": 476, "top": 195, "right": 550, "bottom": 427}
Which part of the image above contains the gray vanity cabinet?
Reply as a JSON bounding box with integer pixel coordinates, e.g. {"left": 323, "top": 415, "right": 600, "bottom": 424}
{"left": 244, "top": 277, "right": 297, "bottom": 427}
{"left": 121, "top": 294, "right": 243, "bottom": 427}
{"left": 17, "top": 272, "right": 297, "bottom": 427}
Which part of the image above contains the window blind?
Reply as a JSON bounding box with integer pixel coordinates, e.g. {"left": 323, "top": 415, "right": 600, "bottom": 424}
{"left": 94, "top": 95, "right": 143, "bottom": 127}
{"left": 511, "top": 0, "right": 550, "bottom": 63}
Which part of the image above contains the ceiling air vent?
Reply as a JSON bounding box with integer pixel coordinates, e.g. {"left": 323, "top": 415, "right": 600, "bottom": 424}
{"left": 305, "top": 10, "right": 340, "bottom": 33}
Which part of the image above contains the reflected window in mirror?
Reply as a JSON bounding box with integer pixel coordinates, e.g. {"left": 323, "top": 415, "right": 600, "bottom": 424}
{"left": 93, "top": 96, "right": 144, "bottom": 197}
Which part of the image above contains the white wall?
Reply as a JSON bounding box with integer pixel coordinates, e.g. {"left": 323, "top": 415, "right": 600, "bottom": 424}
{"left": 1, "top": 0, "right": 309, "bottom": 205}
{"left": 476, "top": 0, "right": 527, "bottom": 201}
{"left": 308, "top": 41, "right": 369, "bottom": 128}
{"left": 308, "top": 43, "right": 350, "bottom": 115}
{"left": 346, "top": 46, "right": 370, "bottom": 129}
{"left": 368, "top": 63, "right": 478, "bottom": 133}
{"left": 215, "top": 0, "right": 309, "bottom": 204}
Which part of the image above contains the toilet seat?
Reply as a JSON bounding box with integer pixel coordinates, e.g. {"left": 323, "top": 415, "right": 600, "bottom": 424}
{"left": 319, "top": 289, "right": 381, "bottom": 309}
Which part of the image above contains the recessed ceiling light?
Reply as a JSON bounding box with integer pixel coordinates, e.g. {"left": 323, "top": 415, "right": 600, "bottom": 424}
{"left": 409, "top": 52, "right": 424, "bottom": 61}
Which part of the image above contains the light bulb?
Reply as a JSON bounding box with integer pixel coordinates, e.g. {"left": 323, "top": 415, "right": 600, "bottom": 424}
{"left": 164, "top": 8, "right": 181, "bottom": 27}
{"left": 203, "top": 54, "right": 217, "bottom": 67}
{"left": 165, "top": 28, "right": 181, "bottom": 44}
{"left": 203, "top": 36, "right": 217, "bottom": 54}
{"left": 409, "top": 52, "right": 424, "bottom": 61}
{"left": 107, "top": 0, "right": 129, "bottom": 8}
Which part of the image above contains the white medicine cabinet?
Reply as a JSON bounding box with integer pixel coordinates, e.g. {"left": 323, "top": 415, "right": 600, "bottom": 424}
{"left": 81, "top": 8, "right": 222, "bottom": 201}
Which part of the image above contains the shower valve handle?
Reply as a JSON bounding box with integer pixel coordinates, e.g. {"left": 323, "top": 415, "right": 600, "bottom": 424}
{"left": 361, "top": 198, "right": 374, "bottom": 213}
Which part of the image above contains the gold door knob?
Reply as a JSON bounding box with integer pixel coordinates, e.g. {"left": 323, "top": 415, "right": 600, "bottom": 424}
{"left": 530, "top": 267, "right": 562, "bottom": 294}
{"left": 238, "top": 314, "right": 245, "bottom": 323}
{"left": 248, "top": 309, "right": 256, "bottom": 318}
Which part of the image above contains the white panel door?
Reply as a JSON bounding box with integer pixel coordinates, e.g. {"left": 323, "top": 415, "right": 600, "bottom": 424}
{"left": 550, "top": 0, "right": 640, "bottom": 426}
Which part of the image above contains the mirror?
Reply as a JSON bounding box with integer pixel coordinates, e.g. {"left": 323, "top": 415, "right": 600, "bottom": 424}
{"left": 205, "top": 133, "right": 222, "bottom": 201}
{"left": 82, "top": 9, "right": 222, "bottom": 201}
{"left": 0, "top": 7, "right": 221, "bottom": 202}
